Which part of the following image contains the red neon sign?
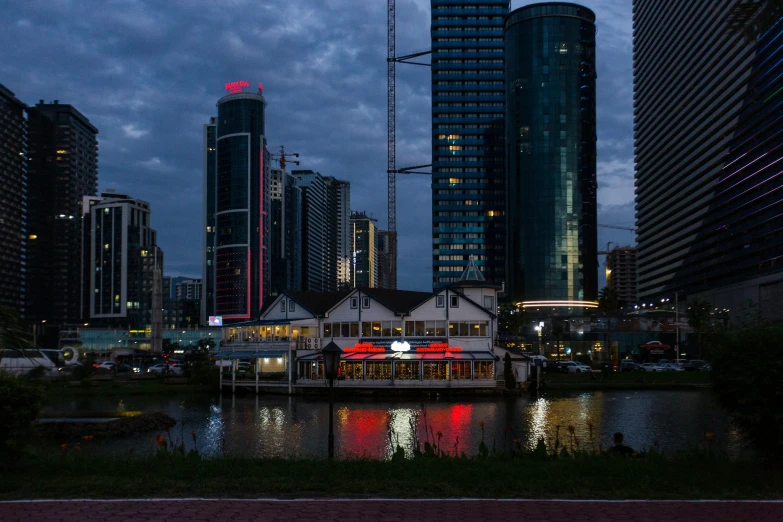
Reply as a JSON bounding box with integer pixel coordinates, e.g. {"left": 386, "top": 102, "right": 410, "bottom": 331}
{"left": 344, "top": 343, "right": 385, "bottom": 354}
{"left": 258, "top": 83, "right": 263, "bottom": 93}
{"left": 225, "top": 80, "right": 250, "bottom": 93}
{"left": 416, "top": 342, "right": 462, "bottom": 353}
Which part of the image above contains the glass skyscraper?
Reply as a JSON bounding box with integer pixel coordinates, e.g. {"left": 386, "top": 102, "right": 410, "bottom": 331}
{"left": 504, "top": 3, "right": 598, "bottom": 307}
{"left": 634, "top": 1, "right": 783, "bottom": 318}
{"left": 431, "top": 0, "right": 509, "bottom": 289}
{"left": 203, "top": 83, "right": 270, "bottom": 323}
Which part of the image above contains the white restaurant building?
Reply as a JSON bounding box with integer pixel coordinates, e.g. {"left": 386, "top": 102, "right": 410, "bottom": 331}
{"left": 215, "top": 269, "right": 501, "bottom": 392}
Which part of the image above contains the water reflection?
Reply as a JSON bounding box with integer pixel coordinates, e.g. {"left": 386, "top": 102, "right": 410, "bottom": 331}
{"left": 43, "top": 390, "right": 741, "bottom": 459}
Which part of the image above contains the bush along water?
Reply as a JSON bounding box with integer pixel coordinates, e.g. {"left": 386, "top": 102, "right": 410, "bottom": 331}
{"left": 0, "top": 371, "right": 44, "bottom": 467}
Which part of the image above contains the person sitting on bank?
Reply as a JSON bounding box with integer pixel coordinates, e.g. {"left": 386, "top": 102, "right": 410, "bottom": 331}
{"left": 608, "top": 432, "right": 635, "bottom": 456}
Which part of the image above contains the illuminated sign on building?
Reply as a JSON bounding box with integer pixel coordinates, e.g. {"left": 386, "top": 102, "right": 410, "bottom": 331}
{"left": 225, "top": 81, "right": 250, "bottom": 93}
{"left": 208, "top": 316, "right": 223, "bottom": 327}
{"left": 391, "top": 341, "right": 410, "bottom": 352}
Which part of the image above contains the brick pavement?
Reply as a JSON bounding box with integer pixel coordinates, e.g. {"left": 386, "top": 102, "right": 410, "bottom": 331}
{"left": 2, "top": 499, "right": 782, "bottom": 522}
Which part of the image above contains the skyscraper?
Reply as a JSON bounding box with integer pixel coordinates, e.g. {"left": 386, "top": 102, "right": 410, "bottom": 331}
{"left": 203, "top": 82, "right": 270, "bottom": 324}
{"left": 0, "top": 84, "right": 27, "bottom": 316}
{"left": 292, "top": 170, "right": 328, "bottom": 292}
{"left": 634, "top": 1, "right": 783, "bottom": 317}
{"left": 326, "top": 177, "right": 351, "bottom": 290}
{"left": 606, "top": 246, "right": 637, "bottom": 306}
{"left": 350, "top": 211, "right": 378, "bottom": 288}
{"left": 431, "top": 0, "right": 509, "bottom": 289}
{"left": 82, "top": 192, "right": 163, "bottom": 331}
{"left": 26, "top": 100, "right": 98, "bottom": 326}
{"left": 504, "top": 3, "right": 598, "bottom": 307}
{"left": 270, "top": 168, "right": 302, "bottom": 295}
{"left": 377, "top": 230, "right": 393, "bottom": 289}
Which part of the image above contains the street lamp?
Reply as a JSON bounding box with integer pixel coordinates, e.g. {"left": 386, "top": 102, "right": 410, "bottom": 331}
{"left": 322, "top": 340, "right": 343, "bottom": 460}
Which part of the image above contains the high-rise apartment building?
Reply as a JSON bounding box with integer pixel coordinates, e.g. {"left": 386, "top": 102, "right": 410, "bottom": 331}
{"left": 26, "top": 100, "right": 98, "bottom": 326}
{"left": 326, "top": 177, "right": 351, "bottom": 290}
{"left": 176, "top": 278, "right": 203, "bottom": 300}
{"left": 82, "top": 192, "right": 163, "bottom": 331}
{"left": 377, "top": 230, "right": 393, "bottom": 289}
{"left": 270, "top": 168, "right": 302, "bottom": 295}
{"left": 203, "top": 82, "right": 270, "bottom": 323}
{"left": 503, "top": 3, "right": 598, "bottom": 308}
{"left": 606, "top": 246, "right": 637, "bottom": 305}
{"left": 431, "top": 0, "right": 509, "bottom": 289}
{"left": 0, "top": 84, "right": 27, "bottom": 316}
{"left": 350, "top": 211, "right": 378, "bottom": 288}
{"left": 291, "top": 170, "right": 328, "bottom": 292}
{"left": 634, "top": 1, "right": 783, "bottom": 318}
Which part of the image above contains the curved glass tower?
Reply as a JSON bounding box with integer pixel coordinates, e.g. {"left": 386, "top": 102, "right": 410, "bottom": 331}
{"left": 204, "top": 84, "right": 270, "bottom": 323}
{"left": 504, "top": 2, "right": 597, "bottom": 307}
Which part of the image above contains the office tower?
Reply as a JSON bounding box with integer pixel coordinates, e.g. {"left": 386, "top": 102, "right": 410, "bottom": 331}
{"left": 634, "top": 1, "right": 783, "bottom": 317}
{"left": 431, "top": 0, "right": 509, "bottom": 289}
{"left": 82, "top": 192, "right": 163, "bottom": 331}
{"left": 203, "top": 82, "right": 270, "bottom": 323}
{"left": 0, "top": 84, "right": 27, "bottom": 316}
{"left": 326, "top": 177, "right": 351, "bottom": 289}
{"left": 270, "top": 168, "right": 302, "bottom": 295}
{"left": 350, "top": 211, "right": 378, "bottom": 288}
{"left": 26, "top": 100, "right": 98, "bottom": 326}
{"left": 606, "top": 246, "right": 637, "bottom": 305}
{"left": 504, "top": 3, "right": 598, "bottom": 307}
{"left": 176, "top": 278, "right": 203, "bottom": 300}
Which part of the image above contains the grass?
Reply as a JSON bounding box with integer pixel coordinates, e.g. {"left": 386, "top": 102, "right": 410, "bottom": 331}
{"left": 544, "top": 371, "right": 711, "bottom": 389}
{"left": 1, "top": 452, "right": 781, "bottom": 500}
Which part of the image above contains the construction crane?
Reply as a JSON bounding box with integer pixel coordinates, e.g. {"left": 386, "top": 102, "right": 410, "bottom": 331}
{"left": 598, "top": 224, "right": 637, "bottom": 232}
{"left": 270, "top": 146, "right": 300, "bottom": 171}
{"left": 387, "top": 0, "right": 432, "bottom": 289}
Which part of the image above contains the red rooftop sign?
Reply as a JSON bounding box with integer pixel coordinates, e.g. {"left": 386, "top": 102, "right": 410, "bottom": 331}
{"left": 225, "top": 80, "right": 250, "bottom": 93}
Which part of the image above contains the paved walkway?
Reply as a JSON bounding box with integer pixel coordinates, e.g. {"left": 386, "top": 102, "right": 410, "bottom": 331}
{"left": 2, "top": 499, "right": 783, "bottom": 522}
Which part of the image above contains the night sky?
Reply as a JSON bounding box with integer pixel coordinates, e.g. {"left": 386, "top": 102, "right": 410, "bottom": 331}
{"left": 0, "top": 0, "right": 635, "bottom": 291}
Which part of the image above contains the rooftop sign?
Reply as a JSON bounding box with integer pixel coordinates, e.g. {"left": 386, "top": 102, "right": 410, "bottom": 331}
{"left": 225, "top": 80, "right": 250, "bottom": 93}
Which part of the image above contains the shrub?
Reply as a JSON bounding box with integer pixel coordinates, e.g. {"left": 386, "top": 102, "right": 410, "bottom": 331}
{"left": 189, "top": 362, "right": 219, "bottom": 388}
{"left": 0, "top": 371, "right": 43, "bottom": 466}
{"left": 707, "top": 320, "right": 783, "bottom": 462}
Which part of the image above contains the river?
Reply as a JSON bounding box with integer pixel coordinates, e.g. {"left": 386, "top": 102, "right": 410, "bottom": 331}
{"left": 44, "top": 390, "right": 742, "bottom": 459}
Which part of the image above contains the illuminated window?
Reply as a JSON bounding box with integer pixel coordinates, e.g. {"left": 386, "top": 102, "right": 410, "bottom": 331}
{"left": 28, "top": 234, "right": 37, "bottom": 239}
{"left": 140, "top": 249, "right": 148, "bottom": 257}
{"left": 104, "top": 244, "right": 109, "bottom": 250}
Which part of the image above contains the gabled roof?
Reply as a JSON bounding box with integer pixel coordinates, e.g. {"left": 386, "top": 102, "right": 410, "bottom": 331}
{"left": 285, "top": 291, "right": 350, "bottom": 316}
{"left": 359, "top": 288, "right": 432, "bottom": 314}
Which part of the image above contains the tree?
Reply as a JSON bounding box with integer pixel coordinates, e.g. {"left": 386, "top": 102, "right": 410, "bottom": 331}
{"left": 597, "top": 287, "right": 619, "bottom": 362}
{"left": 686, "top": 298, "right": 712, "bottom": 358}
{"left": 0, "top": 306, "right": 34, "bottom": 356}
{"left": 728, "top": 0, "right": 783, "bottom": 42}
{"left": 503, "top": 352, "right": 516, "bottom": 390}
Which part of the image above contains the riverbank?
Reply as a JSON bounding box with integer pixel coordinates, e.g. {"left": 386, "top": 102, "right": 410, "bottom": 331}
{"left": 1, "top": 453, "right": 781, "bottom": 500}
{"left": 543, "top": 371, "right": 711, "bottom": 390}
{"left": 42, "top": 379, "right": 216, "bottom": 399}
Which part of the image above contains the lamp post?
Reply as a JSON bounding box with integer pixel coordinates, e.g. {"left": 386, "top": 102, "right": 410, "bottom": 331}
{"left": 322, "top": 341, "right": 343, "bottom": 460}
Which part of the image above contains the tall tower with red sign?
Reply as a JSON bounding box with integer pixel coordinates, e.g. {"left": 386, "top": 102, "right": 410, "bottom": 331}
{"left": 202, "top": 82, "right": 270, "bottom": 324}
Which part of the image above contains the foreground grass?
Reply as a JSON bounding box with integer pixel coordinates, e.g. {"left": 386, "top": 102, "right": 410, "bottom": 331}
{"left": 1, "top": 453, "right": 781, "bottom": 500}
{"left": 545, "top": 371, "right": 711, "bottom": 389}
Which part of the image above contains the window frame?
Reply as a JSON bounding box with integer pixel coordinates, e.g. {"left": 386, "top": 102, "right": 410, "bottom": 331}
{"left": 436, "top": 295, "right": 445, "bottom": 308}
{"left": 450, "top": 294, "right": 459, "bottom": 308}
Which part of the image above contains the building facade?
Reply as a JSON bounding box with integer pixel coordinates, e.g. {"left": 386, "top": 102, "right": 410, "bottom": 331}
{"left": 326, "top": 177, "right": 351, "bottom": 290}
{"left": 606, "top": 246, "right": 637, "bottom": 305}
{"left": 377, "top": 230, "right": 394, "bottom": 289}
{"left": 270, "top": 168, "right": 302, "bottom": 295}
{"left": 504, "top": 3, "right": 598, "bottom": 308}
{"left": 82, "top": 192, "right": 163, "bottom": 332}
{"left": 634, "top": 0, "right": 783, "bottom": 319}
{"left": 350, "top": 211, "right": 378, "bottom": 288}
{"left": 431, "top": 0, "right": 509, "bottom": 289}
{"left": 291, "top": 170, "right": 328, "bottom": 292}
{"left": 26, "top": 100, "right": 99, "bottom": 326}
{"left": 176, "top": 278, "right": 203, "bottom": 300}
{"left": 0, "top": 84, "right": 27, "bottom": 316}
{"left": 203, "top": 82, "right": 270, "bottom": 324}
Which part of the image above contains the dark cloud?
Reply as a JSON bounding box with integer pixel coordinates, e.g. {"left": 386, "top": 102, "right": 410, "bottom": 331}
{"left": 1, "top": 0, "right": 633, "bottom": 291}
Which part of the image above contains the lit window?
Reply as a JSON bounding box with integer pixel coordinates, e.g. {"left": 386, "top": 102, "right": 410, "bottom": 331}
{"left": 104, "top": 244, "right": 109, "bottom": 250}
{"left": 28, "top": 234, "right": 37, "bottom": 239}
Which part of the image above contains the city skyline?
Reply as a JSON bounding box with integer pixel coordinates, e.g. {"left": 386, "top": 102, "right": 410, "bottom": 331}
{"left": 0, "top": 0, "right": 634, "bottom": 291}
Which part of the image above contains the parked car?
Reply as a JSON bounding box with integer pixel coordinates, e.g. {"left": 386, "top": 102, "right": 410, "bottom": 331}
{"left": 683, "top": 359, "right": 710, "bottom": 371}
{"left": 658, "top": 362, "right": 684, "bottom": 372}
{"left": 618, "top": 360, "right": 644, "bottom": 372}
{"left": 167, "top": 362, "right": 185, "bottom": 376}
{"left": 147, "top": 363, "right": 170, "bottom": 375}
{"left": 114, "top": 363, "right": 132, "bottom": 374}
{"left": 641, "top": 363, "right": 665, "bottom": 372}
{"left": 93, "top": 361, "right": 116, "bottom": 371}
{"left": 559, "top": 361, "right": 592, "bottom": 374}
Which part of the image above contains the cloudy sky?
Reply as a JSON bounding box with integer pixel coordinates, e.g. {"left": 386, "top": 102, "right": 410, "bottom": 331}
{"left": 0, "top": 0, "right": 635, "bottom": 291}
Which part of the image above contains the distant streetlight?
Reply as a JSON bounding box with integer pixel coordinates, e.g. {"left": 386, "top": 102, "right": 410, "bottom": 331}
{"left": 322, "top": 341, "right": 343, "bottom": 460}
